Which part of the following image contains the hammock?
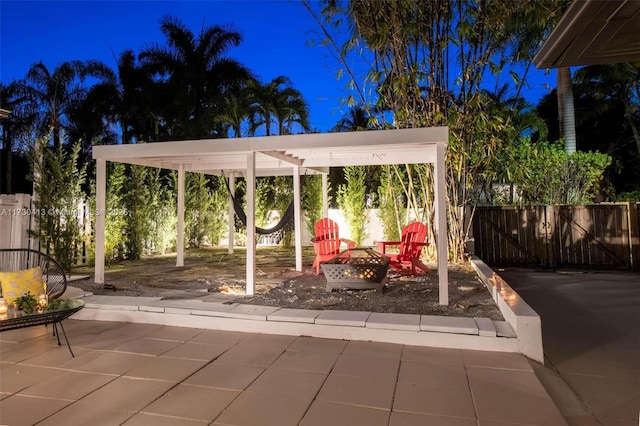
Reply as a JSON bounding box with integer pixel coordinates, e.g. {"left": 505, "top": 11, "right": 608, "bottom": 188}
{"left": 230, "top": 195, "right": 295, "bottom": 235}
{"left": 224, "top": 176, "right": 295, "bottom": 244}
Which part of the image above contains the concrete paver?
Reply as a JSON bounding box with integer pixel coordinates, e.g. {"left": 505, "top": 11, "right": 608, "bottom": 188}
{"left": 393, "top": 381, "right": 477, "bottom": 418}
{"left": 269, "top": 347, "right": 340, "bottom": 373}
{"left": 300, "top": 399, "right": 391, "bottom": 426}
{"left": 318, "top": 371, "right": 396, "bottom": 409}
{"left": 0, "top": 319, "right": 567, "bottom": 426}
{"left": 141, "top": 384, "right": 239, "bottom": 421}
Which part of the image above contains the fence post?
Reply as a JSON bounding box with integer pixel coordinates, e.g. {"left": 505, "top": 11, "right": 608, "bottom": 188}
{"left": 629, "top": 202, "right": 640, "bottom": 271}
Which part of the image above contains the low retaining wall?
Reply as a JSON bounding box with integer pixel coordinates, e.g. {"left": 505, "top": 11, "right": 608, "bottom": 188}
{"left": 470, "top": 256, "right": 544, "bottom": 363}
{"left": 69, "top": 292, "right": 519, "bottom": 355}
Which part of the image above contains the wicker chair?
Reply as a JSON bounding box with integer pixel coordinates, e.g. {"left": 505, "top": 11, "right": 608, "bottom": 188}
{"left": 0, "top": 248, "right": 67, "bottom": 300}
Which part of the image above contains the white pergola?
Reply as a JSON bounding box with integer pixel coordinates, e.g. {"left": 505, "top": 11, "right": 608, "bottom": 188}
{"left": 92, "top": 126, "right": 451, "bottom": 304}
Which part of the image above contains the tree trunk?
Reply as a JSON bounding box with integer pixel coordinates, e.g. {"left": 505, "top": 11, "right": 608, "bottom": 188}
{"left": 53, "top": 126, "right": 61, "bottom": 150}
{"left": 557, "top": 67, "right": 577, "bottom": 154}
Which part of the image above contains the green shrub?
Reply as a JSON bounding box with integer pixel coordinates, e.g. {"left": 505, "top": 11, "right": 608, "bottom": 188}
{"left": 377, "top": 165, "right": 406, "bottom": 241}
{"left": 614, "top": 190, "right": 640, "bottom": 202}
{"left": 338, "top": 166, "right": 367, "bottom": 244}
{"left": 31, "top": 140, "right": 87, "bottom": 270}
{"left": 496, "top": 138, "right": 612, "bottom": 205}
{"left": 302, "top": 175, "right": 324, "bottom": 235}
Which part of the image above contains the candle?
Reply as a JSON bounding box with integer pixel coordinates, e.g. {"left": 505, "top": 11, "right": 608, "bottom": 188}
{"left": 38, "top": 294, "right": 48, "bottom": 308}
{"left": 0, "top": 298, "right": 7, "bottom": 315}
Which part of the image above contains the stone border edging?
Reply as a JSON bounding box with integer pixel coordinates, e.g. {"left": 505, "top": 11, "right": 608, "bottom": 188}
{"left": 71, "top": 305, "right": 519, "bottom": 353}
{"left": 68, "top": 278, "right": 521, "bottom": 355}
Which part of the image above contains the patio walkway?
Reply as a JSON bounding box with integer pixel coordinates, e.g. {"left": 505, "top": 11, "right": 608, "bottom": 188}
{"left": 0, "top": 319, "right": 566, "bottom": 426}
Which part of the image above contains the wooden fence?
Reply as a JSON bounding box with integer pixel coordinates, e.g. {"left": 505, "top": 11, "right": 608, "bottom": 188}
{"left": 470, "top": 203, "right": 640, "bottom": 270}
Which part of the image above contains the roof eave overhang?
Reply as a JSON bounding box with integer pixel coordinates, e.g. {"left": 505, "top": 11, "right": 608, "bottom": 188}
{"left": 533, "top": 0, "right": 640, "bottom": 69}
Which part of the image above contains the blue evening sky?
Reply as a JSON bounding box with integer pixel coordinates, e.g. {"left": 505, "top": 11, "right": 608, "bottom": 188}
{"left": 1, "top": 0, "right": 557, "bottom": 134}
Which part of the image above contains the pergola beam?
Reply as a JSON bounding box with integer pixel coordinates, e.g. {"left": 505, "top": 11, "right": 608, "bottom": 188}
{"left": 260, "top": 150, "right": 304, "bottom": 167}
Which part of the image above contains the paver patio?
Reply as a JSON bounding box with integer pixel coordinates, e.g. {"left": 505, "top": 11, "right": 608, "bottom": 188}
{"left": 1, "top": 319, "right": 566, "bottom": 426}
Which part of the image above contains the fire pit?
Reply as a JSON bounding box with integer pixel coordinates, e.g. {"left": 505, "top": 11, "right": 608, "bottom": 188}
{"left": 321, "top": 248, "right": 390, "bottom": 293}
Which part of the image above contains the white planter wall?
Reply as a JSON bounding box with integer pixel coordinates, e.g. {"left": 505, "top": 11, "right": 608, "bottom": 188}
{"left": 2, "top": 193, "right": 388, "bottom": 251}
{"left": 218, "top": 208, "right": 387, "bottom": 248}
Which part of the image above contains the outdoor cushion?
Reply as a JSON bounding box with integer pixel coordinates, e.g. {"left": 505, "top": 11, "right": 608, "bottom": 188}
{"left": 0, "top": 267, "right": 46, "bottom": 304}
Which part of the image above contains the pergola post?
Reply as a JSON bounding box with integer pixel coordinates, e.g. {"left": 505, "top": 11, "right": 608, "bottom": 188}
{"left": 246, "top": 152, "right": 256, "bottom": 295}
{"left": 95, "top": 159, "right": 106, "bottom": 284}
{"left": 176, "top": 165, "right": 185, "bottom": 267}
{"left": 435, "top": 142, "right": 449, "bottom": 305}
{"left": 322, "top": 173, "right": 329, "bottom": 217}
{"left": 293, "top": 166, "right": 302, "bottom": 271}
{"left": 228, "top": 174, "right": 235, "bottom": 254}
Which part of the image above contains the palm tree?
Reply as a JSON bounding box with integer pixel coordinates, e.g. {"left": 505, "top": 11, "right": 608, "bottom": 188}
{"left": 216, "top": 92, "right": 251, "bottom": 138}
{"left": 139, "top": 15, "right": 252, "bottom": 139}
{"left": 573, "top": 63, "right": 640, "bottom": 156}
{"left": 111, "top": 50, "right": 141, "bottom": 143}
{"left": 557, "top": 67, "right": 577, "bottom": 153}
{"left": 66, "top": 71, "right": 119, "bottom": 150}
{"left": 247, "top": 76, "right": 310, "bottom": 136}
{"left": 1, "top": 81, "right": 39, "bottom": 192}
{"left": 23, "top": 61, "right": 78, "bottom": 149}
{"left": 331, "top": 105, "right": 375, "bottom": 132}
{"left": 487, "top": 0, "right": 573, "bottom": 151}
{"left": 22, "top": 60, "right": 115, "bottom": 149}
{"left": 105, "top": 49, "right": 167, "bottom": 144}
{"left": 482, "top": 84, "right": 548, "bottom": 141}
{"left": 273, "top": 95, "right": 311, "bottom": 135}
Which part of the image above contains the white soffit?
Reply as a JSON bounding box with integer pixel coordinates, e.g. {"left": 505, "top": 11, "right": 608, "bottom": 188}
{"left": 534, "top": 0, "right": 640, "bottom": 68}
{"left": 92, "top": 127, "right": 448, "bottom": 175}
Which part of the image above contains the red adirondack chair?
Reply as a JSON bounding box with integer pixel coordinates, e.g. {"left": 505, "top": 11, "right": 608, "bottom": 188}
{"left": 377, "top": 221, "right": 429, "bottom": 275}
{"left": 311, "top": 218, "right": 356, "bottom": 275}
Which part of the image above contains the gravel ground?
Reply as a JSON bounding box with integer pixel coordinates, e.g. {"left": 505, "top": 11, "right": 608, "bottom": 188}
{"left": 71, "top": 247, "right": 504, "bottom": 320}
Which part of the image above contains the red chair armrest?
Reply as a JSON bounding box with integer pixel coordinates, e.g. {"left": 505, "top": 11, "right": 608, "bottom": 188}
{"left": 407, "top": 241, "right": 429, "bottom": 256}
{"left": 311, "top": 238, "right": 322, "bottom": 252}
{"left": 340, "top": 238, "right": 356, "bottom": 249}
{"left": 377, "top": 240, "right": 401, "bottom": 253}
